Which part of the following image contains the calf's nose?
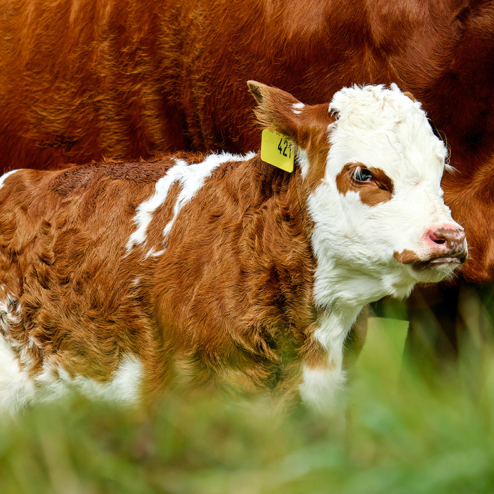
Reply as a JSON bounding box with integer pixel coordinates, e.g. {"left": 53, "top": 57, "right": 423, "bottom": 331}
{"left": 427, "top": 227, "right": 467, "bottom": 262}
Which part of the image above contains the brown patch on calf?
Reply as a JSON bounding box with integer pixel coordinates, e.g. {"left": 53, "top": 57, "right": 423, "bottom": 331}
{"left": 394, "top": 249, "right": 422, "bottom": 264}
{"left": 336, "top": 162, "right": 394, "bottom": 206}
{"left": 403, "top": 91, "right": 417, "bottom": 102}
{"left": 299, "top": 104, "right": 335, "bottom": 193}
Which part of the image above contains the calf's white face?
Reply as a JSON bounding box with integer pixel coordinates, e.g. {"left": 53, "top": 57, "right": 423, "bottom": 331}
{"left": 308, "top": 84, "right": 467, "bottom": 308}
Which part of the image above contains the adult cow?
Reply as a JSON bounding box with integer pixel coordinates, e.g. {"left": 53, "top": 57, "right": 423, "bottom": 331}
{"left": 0, "top": 0, "right": 492, "bottom": 360}
{"left": 0, "top": 83, "right": 466, "bottom": 414}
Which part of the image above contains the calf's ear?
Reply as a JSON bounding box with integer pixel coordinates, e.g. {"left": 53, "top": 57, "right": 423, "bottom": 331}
{"left": 248, "top": 81, "right": 333, "bottom": 149}
{"left": 248, "top": 81, "right": 304, "bottom": 142}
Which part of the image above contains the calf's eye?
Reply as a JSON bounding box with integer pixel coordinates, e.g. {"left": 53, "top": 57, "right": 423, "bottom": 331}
{"left": 352, "top": 166, "right": 373, "bottom": 183}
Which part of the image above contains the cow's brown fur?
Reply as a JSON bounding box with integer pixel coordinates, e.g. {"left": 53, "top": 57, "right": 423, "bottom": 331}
{"left": 0, "top": 0, "right": 492, "bottom": 285}
{"left": 0, "top": 0, "right": 491, "bottom": 367}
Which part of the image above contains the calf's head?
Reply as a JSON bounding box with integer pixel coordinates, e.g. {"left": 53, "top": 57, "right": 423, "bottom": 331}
{"left": 248, "top": 81, "right": 467, "bottom": 306}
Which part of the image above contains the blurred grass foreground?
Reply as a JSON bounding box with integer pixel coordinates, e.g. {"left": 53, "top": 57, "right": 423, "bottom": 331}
{"left": 2, "top": 313, "right": 494, "bottom": 494}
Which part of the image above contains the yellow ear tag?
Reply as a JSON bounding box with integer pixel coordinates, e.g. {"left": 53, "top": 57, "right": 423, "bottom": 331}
{"left": 261, "top": 129, "right": 294, "bottom": 173}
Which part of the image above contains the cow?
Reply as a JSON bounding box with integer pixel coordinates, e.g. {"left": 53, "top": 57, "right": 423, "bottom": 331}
{"left": 0, "top": 83, "right": 467, "bottom": 414}
{"left": 0, "top": 0, "right": 491, "bottom": 362}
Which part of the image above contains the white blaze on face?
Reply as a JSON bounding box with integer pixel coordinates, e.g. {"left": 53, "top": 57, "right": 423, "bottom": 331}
{"left": 307, "top": 84, "right": 465, "bottom": 308}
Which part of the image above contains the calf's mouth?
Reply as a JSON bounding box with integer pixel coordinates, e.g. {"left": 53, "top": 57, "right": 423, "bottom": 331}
{"left": 394, "top": 248, "right": 467, "bottom": 270}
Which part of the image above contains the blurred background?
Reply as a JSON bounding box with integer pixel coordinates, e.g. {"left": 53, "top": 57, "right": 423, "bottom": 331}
{"left": 2, "top": 297, "right": 494, "bottom": 494}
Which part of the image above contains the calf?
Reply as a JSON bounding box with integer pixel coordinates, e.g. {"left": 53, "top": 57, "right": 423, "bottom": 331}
{"left": 0, "top": 83, "right": 466, "bottom": 414}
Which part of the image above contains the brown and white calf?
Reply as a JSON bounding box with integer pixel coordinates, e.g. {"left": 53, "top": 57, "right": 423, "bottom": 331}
{"left": 0, "top": 82, "right": 466, "bottom": 414}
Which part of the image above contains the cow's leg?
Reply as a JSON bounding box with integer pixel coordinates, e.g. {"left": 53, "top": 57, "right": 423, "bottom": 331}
{"left": 454, "top": 282, "right": 494, "bottom": 397}
{"left": 373, "top": 282, "right": 486, "bottom": 379}
{"left": 404, "top": 280, "right": 494, "bottom": 372}
{"left": 404, "top": 283, "right": 461, "bottom": 375}
{"left": 405, "top": 281, "right": 494, "bottom": 399}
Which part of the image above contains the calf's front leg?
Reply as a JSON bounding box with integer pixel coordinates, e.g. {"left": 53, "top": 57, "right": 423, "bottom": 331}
{"left": 299, "top": 307, "right": 363, "bottom": 411}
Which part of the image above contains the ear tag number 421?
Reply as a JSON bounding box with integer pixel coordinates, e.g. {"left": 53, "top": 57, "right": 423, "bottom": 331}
{"left": 261, "top": 129, "right": 294, "bottom": 173}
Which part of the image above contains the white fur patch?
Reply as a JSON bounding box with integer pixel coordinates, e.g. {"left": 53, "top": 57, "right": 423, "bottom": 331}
{"left": 0, "top": 335, "right": 37, "bottom": 416}
{"left": 299, "top": 365, "right": 346, "bottom": 411}
{"left": 0, "top": 169, "right": 19, "bottom": 191}
{"left": 0, "top": 295, "right": 34, "bottom": 365}
{"left": 297, "top": 149, "right": 310, "bottom": 180}
{"left": 313, "top": 309, "right": 361, "bottom": 352}
{"left": 292, "top": 102, "right": 305, "bottom": 115}
{"left": 0, "top": 340, "right": 144, "bottom": 414}
{"left": 161, "top": 152, "right": 255, "bottom": 245}
{"left": 35, "top": 355, "right": 144, "bottom": 406}
{"left": 126, "top": 152, "right": 255, "bottom": 253}
{"left": 125, "top": 159, "right": 188, "bottom": 253}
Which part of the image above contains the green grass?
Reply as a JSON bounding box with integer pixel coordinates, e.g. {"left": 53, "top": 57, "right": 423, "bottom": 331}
{"left": 1, "top": 317, "right": 494, "bottom": 494}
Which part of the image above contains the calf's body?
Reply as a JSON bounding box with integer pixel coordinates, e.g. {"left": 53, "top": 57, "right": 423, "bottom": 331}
{"left": 0, "top": 84, "right": 466, "bottom": 413}
{"left": 0, "top": 155, "right": 325, "bottom": 411}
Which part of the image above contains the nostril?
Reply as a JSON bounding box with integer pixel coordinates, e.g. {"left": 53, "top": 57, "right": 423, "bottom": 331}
{"left": 428, "top": 232, "right": 447, "bottom": 245}
{"left": 428, "top": 227, "right": 466, "bottom": 251}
